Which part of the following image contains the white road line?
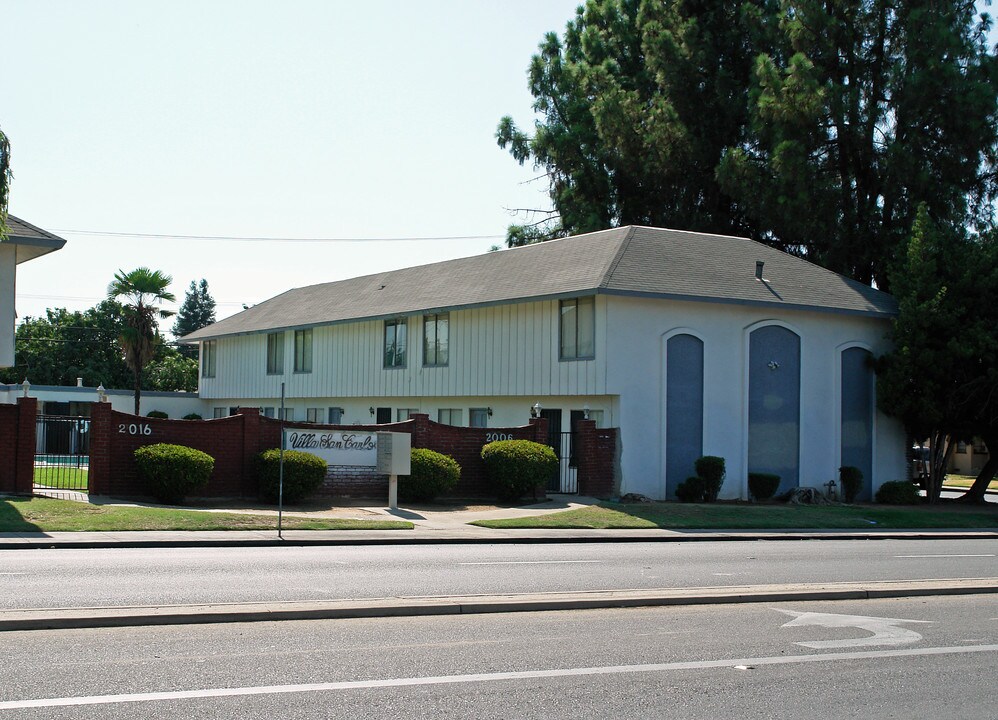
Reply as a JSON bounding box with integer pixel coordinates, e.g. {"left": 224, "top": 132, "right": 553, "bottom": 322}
{"left": 458, "top": 560, "right": 603, "bottom": 565}
{"left": 2, "top": 644, "right": 996, "bottom": 710}
{"left": 894, "top": 555, "right": 995, "bottom": 558}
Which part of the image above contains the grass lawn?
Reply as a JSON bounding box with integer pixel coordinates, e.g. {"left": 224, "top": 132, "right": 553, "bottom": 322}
{"left": 472, "top": 501, "right": 998, "bottom": 530}
{"left": 943, "top": 474, "right": 998, "bottom": 491}
{"left": 0, "top": 496, "right": 413, "bottom": 532}
{"left": 33, "top": 467, "right": 89, "bottom": 490}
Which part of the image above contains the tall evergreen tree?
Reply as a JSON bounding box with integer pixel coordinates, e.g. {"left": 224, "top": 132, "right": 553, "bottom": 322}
{"left": 172, "top": 279, "right": 216, "bottom": 357}
{"left": 498, "top": 0, "right": 998, "bottom": 291}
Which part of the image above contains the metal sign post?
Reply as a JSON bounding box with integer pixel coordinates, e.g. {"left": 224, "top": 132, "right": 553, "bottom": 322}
{"left": 278, "top": 382, "right": 285, "bottom": 539}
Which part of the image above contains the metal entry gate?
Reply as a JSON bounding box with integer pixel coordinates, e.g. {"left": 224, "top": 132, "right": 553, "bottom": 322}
{"left": 547, "top": 430, "right": 579, "bottom": 494}
{"left": 34, "top": 415, "right": 90, "bottom": 495}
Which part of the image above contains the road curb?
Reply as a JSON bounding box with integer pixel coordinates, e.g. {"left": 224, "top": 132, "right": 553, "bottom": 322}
{"left": 4, "top": 578, "right": 998, "bottom": 632}
{"left": 3, "top": 531, "right": 998, "bottom": 550}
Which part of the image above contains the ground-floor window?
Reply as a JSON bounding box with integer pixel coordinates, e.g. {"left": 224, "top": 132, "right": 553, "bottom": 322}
{"left": 438, "top": 408, "right": 461, "bottom": 425}
{"left": 469, "top": 408, "right": 489, "bottom": 428}
{"left": 328, "top": 407, "right": 344, "bottom": 424}
{"left": 397, "top": 408, "right": 419, "bottom": 421}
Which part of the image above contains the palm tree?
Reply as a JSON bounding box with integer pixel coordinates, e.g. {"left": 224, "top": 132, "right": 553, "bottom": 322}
{"left": 107, "top": 268, "right": 176, "bottom": 415}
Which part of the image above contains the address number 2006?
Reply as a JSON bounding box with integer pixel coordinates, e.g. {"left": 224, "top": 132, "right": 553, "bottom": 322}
{"left": 485, "top": 432, "right": 513, "bottom": 442}
{"left": 118, "top": 423, "right": 153, "bottom": 436}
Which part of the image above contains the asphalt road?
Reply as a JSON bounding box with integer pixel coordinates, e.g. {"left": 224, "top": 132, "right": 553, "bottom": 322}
{"left": 2, "top": 539, "right": 997, "bottom": 610}
{"left": 2, "top": 594, "right": 996, "bottom": 718}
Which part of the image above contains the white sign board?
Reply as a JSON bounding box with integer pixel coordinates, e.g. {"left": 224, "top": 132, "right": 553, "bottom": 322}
{"left": 285, "top": 430, "right": 378, "bottom": 467}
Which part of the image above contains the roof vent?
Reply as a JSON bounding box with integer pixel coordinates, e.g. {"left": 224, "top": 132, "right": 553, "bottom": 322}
{"left": 755, "top": 261, "right": 764, "bottom": 281}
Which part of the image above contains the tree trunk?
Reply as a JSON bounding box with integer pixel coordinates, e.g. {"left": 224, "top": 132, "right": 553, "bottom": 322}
{"left": 133, "top": 366, "right": 141, "bottom": 416}
{"left": 958, "top": 430, "right": 998, "bottom": 504}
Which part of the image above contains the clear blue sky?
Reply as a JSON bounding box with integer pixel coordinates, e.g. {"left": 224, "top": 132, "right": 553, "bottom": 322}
{"left": 5, "top": 0, "right": 581, "bottom": 326}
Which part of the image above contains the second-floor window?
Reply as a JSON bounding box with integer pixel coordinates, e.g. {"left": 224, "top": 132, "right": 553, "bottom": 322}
{"left": 201, "top": 340, "right": 217, "bottom": 378}
{"left": 294, "top": 329, "right": 312, "bottom": 373}
{"left": 423, "top": 312, "right": 449, "bottom": 366}
{"left": 384, "top": 319, "right": 407, "bottom": 368}
{"left": 560, "top": 296, "right": 595, "bottom": 360}
{"left": 266, "top": 332, "right": 284, "bottom": 374}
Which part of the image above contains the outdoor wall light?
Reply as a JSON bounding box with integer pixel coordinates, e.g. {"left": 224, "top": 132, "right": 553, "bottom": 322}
{"left": 583, "top": 403, "right": 590, "bottom": 420}
{"left": 487, "top": 407, "right": 493, "bottom": 417}
{"left": 369, "top": 407, "right": 375, "bottom": 416}
{"left": 768, "top": 361, "right": 780, "bottom": 371}
{"left": 531, "top": 402, "right": 542, "bottom": 418}
{"left": 96, "top": 384, "right": 108, "bottom": 403}
{"left": 824, "top": 479, "right": 838, "bottom": 501}
{"left": 21, "top": 378, "right": 30, "bottom": 397}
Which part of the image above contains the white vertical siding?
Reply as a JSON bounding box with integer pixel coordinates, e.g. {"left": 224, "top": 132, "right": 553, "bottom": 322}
{"left": 199, "top": 298, "right": 606, "bottom": 400}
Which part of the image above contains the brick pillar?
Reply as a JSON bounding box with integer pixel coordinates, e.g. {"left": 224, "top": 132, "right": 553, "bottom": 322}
{"left": 408, "top": 413, "right": 430, "bottom": 448}
{"left": 13, "top": 397, "right": 37, "bottom": 493}
{"left": 528, "top": 417, "right": 548, "bottom": 445}
{"left": 88, "top": 400, "right": 112, "bottom": 495}
{"left": 238, "top": 407, "right": 261, "bottom": 497}
{"left": 574, "top": 418, "right": 597, "bottom": 496}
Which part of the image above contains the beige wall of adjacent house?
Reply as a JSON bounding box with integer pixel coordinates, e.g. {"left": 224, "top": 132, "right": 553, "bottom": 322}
{"left": 0, "top": 243, "right": 15, "bottom": 367}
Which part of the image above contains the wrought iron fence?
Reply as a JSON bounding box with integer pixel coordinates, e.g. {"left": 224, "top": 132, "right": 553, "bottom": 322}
{"left": 34, "top": 415, "right": 90, "bottom": 494}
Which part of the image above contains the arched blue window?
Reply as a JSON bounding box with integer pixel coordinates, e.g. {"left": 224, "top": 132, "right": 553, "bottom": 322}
{"left": 841, "top": 347, "right": 874, "bottom": 500}
{"left": 665, "top": 334, "right": 704, "bottom": 498}
{"left": 748, "top": 325, "right": 800, "bottom": 494}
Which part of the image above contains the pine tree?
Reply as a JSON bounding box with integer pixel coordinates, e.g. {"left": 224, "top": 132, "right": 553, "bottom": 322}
{"left": 172, "top": 279, "right": 216, "bottom": 357}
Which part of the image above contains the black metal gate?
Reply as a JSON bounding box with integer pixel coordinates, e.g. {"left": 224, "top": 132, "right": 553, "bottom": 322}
{"left": 34, "top": 415, "right": 90, "bottom": 495}
{"left": 547, "top": 430, "right": 579, "bottom": 494}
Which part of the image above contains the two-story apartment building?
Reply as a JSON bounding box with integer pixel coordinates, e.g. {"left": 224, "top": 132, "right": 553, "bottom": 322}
{"left": 183, "top": 226, "right": 907, "bottom": 501}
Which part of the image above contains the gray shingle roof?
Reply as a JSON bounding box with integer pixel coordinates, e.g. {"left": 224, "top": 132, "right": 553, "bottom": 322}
{"left": 182, "top": 226, "right": 897, "bottom": 341}
{"left": 1, "top": 215, "right": 67, "bottom": 263}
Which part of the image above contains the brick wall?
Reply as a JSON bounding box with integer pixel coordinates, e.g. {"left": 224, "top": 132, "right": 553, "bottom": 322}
{"left": 87, "top": 406, "right": 618, "bottom": 501}
{"left": 0, "top": 397, "right": 37, "bottom": 494}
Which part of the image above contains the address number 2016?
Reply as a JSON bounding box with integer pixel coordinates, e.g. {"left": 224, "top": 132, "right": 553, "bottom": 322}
{"left": 119, "top": 423, "right": 152, "bottom": 436}
{"left": 485, "top": 432, "right": 513, "bottom": 442}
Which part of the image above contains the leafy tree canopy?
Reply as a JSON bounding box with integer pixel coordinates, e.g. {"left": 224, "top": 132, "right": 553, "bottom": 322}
{"left": 0, "top": 127, "right": 10, "bottom": 239}
{"left": 498, "top": 0, "right": 998, "bottom": 291}
{"left": 0, "top": 300, "right": 196, "bottom": 393}
{"left": 877, "top": 206, "right": 998, "bottom": 502}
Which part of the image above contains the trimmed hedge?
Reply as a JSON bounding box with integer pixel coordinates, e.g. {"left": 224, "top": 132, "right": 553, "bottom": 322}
{"left": 839, "top": 466, "right": 863, "bottom": 503}
{"left": 146, "top": 410, "right": 169, "bottom": 419}
{"left": 257, "top": 448, "right": 327, "bottom": 504}
{"left": 695, "top": 456, "right": 726, "bottom": 502}
{"left": 182, "top": 413, "right": 203, "bottom": 421}
{"left": 399, "top": 448, "right": 461, "bottom": 502}
{"left": 675, "top": 476, "right": 706, "bottom": 503}
{"left": 875, "top": 480, "right": 921, "bottom": 505}
{"left": 748, "top": 472, "right": 781, "bottom": 501}
{"left": 481, "top": 439, "right": 557, "bottom": 501}
{"left": 134, "top": 443, "right": 214, "bottom": 504}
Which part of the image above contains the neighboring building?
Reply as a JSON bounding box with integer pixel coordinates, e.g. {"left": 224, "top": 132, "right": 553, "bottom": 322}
{"left": 947, "top": 437, "right": 991, "bottom": 477}
{"left": 182, "top": 226, "right": 907, "bottom": 501}
{"left": 0, "top": 382, "right": 203, "bottom": 419}
{"left": 0, "top": 216, "right": 67, "bottom": 367}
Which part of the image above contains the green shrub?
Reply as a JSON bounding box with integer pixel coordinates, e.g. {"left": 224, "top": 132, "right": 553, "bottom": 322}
{"left": 146, "top": 410, "right": 169, "bottom": 419}
{"left": 839, "top": 466, "right": 864, "bottom": 503}
{"left": 695, "top": 456, "right": 726, "bottom": 502}
{"left": 182, "top": 413, "right": 203, "bottom": 421}
{"left": 400, "top": 448, "right": 461, "bottom": 502}
{"left": 748, "top": 472, "right": 781, "bottom": 501}
{"left": 257, "top": 448, "right": 327, "bottom": 504}
{"left": 675, "top": 476, "right": 706, "bottom": 502}
{"left": 481, "top": 440, "right": 557, "bottom": 501}
{"left": 134, "top": 443, "right": 214, "bottom": 504}
{"left": 875, "top": 480, "right": 921, "bottom": 505}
